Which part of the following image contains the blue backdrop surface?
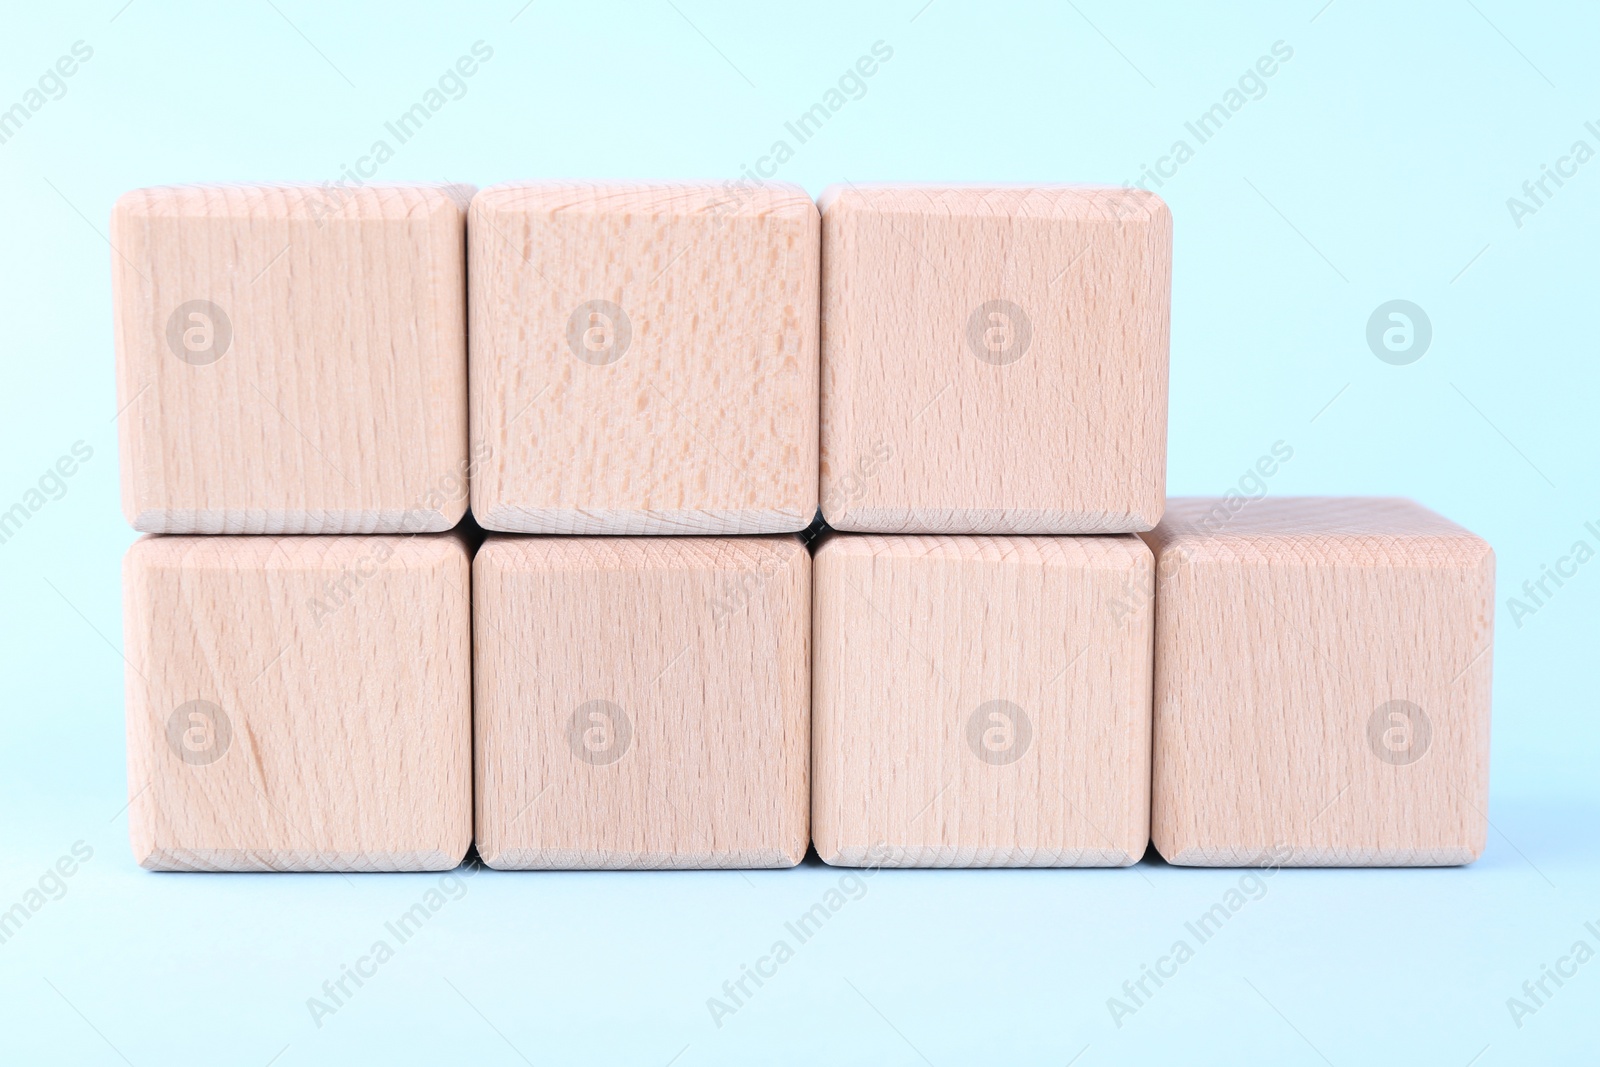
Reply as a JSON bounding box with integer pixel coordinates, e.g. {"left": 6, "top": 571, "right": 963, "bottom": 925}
{"left": 0, "top": 1, "right": 1595, "bottom": 1062}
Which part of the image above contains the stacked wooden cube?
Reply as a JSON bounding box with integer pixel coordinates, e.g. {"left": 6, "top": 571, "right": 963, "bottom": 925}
{"left": 114, "top": 180, "right": 1494, "bottom": 873}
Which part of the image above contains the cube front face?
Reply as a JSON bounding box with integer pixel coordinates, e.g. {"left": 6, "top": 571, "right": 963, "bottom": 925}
{"left": 812, "top": 534, "right": 1153, "bottom": 867}
{"left": 123, "top": 535, "right": 472, "bottom": 872}
{"left": 1148, "top": 497, "right": 1495, "bottom": 866}
{"left": 473, "top": 536, "right": 810, "bottom": 869}
{"left": 819, "top": 185, "right": 1171, "bottom": 535}
{"left": 468, "top": 182, "right": 820, "bottom": 535}
{"left": 112, "top": 184, "right": 472, "bottom": 535}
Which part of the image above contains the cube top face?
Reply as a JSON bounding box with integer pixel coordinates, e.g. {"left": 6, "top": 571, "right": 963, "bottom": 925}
{"left": 1151, "top": 495, "right": 1493, "bottom": 561}
{"left": 468, "top": 181, "right": 820, "bottom": 535}
{"left": 474, "top": 180, "right": 815, "bottom": 221}
{"left": 473, "top": 535, "right": 810, "bottom": 868}
{"left": 1146, "top": 497, "right": 1495, "bottom": 866}
{"left": 819, "top": 184, "right": 1171, "bottom": 535}
{"left": 113, "top": 183, "right": 473, "bottom": 535}
{"left": 812, "top": 534, "right": 1153, "bottom": 868}
{"left": 122, "top": 534, "right": 472, "bottom": 872}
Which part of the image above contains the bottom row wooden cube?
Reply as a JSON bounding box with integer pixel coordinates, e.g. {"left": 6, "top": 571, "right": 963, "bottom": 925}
{"left": 812, "top": 534, "right": 1154, "bottom": 867}
{"left": 1148, "top": 496, "right": 1494, "bottom": 866}
{"left": 123, "top": 535, "right": 472, "bottom": 872}
{"left": 472, "top": 536, "right": 810, "bottom": 869}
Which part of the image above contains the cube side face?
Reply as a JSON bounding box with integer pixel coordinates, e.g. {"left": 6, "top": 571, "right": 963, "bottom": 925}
{"left": 113, "top": 185, "right": 471, "bottom": 534}
{"left": 468, "top": 182, "right": 820, "bottom": 535}
{"left": 819, "top": 186, "right": 1170, "bottom": 534}
{"left": 1151, "top": 528, "right": 1494, "bottom": 866}
{"left": 123, "top": 535, "right": 472, "bottom": 871}
{"left": 813, "top": 534, "right": 1153, "bottom": 867}
{"left": 473, "top": 536, "right": 810, "bottom": 868}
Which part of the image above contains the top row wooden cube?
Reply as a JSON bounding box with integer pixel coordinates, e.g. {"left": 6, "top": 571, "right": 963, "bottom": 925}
{"left": 113, "top": 184, "right": 474, "bottom": 534}
{"left": 820, "top": 184, "right": 1170, "bottom": 534}
{"left": 113, "top": 182, "right": 1170, "bottom": 535}
{"left": 468, "top": 181, "right": 819, "bottom": 534}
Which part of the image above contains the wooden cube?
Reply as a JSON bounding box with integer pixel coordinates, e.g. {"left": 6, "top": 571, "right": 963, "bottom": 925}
{"left": 468, "top": 181, "right": 819, "bottom": 534}
{"left": 819, "top": 184, "right": 1171, "bottom": 534}
{"left": 122, "top": 535, "right": 472, "bottom": 871}
{"left": 113, "top": 183, "right": 473, "bottom": 534}
{"left": 812, "top": 534, "right": 1153, "bottom": 867}
{"left": 473, "top": 536, "right": 810, "bottom": 868}
{"left": 1146, "top": 497, "right": 1495, "bottom": 866}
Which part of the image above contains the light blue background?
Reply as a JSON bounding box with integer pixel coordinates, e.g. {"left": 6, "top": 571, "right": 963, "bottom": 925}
{"left": 1, "top": 1, "right": 1596, "bottom": 1062}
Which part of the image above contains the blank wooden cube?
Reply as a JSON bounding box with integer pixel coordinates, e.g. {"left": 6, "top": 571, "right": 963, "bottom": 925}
{"left": 1147, "top": 497, "right": 1495, "bottom": 866}
{"left": 813, "top": 534, "right": 1153, "bottom": 867}
{"left": 123, "top": 535, "right": 471, "bottom": 871}
{"left": 474, "top": 536, "right": 809, "bottom": 868}
{"left": 819, "top": 184, "right": 1171, "bottom": 534}
{"left": 113, "top": 183, "right": 472, "bottom": 534}
{"left": 468, "top": 181, "right": 819, "bottom": 535}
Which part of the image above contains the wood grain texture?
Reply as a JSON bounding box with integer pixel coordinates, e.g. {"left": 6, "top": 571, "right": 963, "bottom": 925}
{"left": 123, "top": 534, "right": 472, "bottom": 871}
{"left": 469, "top": 181, "right": 819, "bottom": 534}
{"left": 813, "top": 534, "right": 1153, "bottom": 867}
{"left": 819, "top": 184, "right": 1171, "bottom": 534}
{"left": 113, "top": 183, "right": 473, "bottom": 534}
{"left": 474, "top": 536, "right": 810, "bottom": 868}
{"left": 1145, "top": 497, "right": 1495, "bottom": 867}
